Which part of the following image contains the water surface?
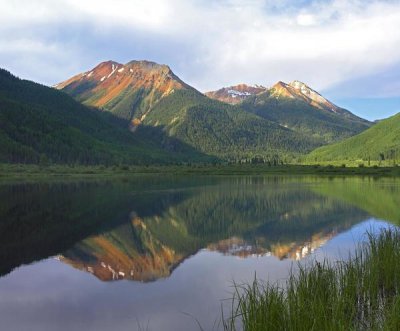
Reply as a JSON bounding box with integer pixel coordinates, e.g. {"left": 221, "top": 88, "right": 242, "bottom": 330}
{"left": 0, "top": 176, "right": 399, "bottom": 331}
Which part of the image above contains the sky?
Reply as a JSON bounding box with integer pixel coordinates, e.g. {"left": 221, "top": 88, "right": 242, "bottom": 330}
{"left": 1, "top": 0, "right": 400, "bottom": 120}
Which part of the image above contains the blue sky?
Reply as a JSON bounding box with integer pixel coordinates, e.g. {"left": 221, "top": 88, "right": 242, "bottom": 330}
{"left": 1, "top": 0, "right": 400, "bottom": 120}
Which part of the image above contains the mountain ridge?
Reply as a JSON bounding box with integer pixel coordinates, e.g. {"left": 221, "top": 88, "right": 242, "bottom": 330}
{"left": 206, "top": 79, "right": 361, "bottom": 118}
{"left": 57, "top": 60, "right": 326, "bottom": 161}
{"left": 206, "top": 80, "right": 371, "bottom": 144}
{"left": 1, "top": 59, "right": 377, "bottom": 164}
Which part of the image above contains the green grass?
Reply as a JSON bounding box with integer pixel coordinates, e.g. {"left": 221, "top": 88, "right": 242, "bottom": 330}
{"left": 223, "top": 229, "right": 400, "bottom": 331}
{"left": 301, "top": 159, "right": 400, "bottom": 168}
{"left": 1, "top": 163, "right": 400, "bottom": 180}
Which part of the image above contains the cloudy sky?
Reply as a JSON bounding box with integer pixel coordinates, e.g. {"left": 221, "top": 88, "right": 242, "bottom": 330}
{"left": 1, "top": 0, "right": 400, "bottom": 120}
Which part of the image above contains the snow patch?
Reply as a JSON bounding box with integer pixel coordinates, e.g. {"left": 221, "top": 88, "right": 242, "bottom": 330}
{"left": 140, "top": 113, "right": 147, "bottom": 121}
{"left": 87, "top": 71, "right": 93, "bottom": 77}
{"left": 117, "top": 67, "right": 124, "bottom": 73}
{"left": 227, "top": 89, "right": 252, "bottom": 97}
{"left": 170, "top": 116, "right": 179, "bottom": 124}
{"left": 130, "top": 68, "right": 133, "bottom": 73}
{"left": 100, "top": 76, "right": 106, "bottom": 82}
{"left": 107, "top": 63, "right": 118, "bottom": 78}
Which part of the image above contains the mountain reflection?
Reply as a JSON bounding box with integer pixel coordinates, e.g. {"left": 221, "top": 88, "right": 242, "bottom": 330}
{"left": 1, "top": 176, "right": 397, "bottom": 282}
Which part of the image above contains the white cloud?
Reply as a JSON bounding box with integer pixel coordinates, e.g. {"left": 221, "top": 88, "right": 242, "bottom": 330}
{"left": 296, "top": 14, "right": 318, "bottom": 26}
{"left": 1, "top": 0, "right": 400, "bottom": 97}
{"left": 65, "top": 0, "right": 172, "bottom": 31}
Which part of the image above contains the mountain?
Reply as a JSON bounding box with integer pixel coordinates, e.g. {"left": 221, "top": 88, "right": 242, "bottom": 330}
{"left": 205, "top": 84, "right": 267, "bottom": 104}
{"left": 56, "top": 60, "right": 193, "bottom": 124}
{"left": 207, "top": 81, "right": 372, "bottom": 144}
{"left": 0, "top": 68, "right": 208, "bottom": 165}
{"left": 58, "top": 61, "right": 322, "bottom": 161}
{"left": 269, "top": 81, "right": 344, "bottom": 113}
{"left": 307, "top": 112, "right": 400, "bottom": 164}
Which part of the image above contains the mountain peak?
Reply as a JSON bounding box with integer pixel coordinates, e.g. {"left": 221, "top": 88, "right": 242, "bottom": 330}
{"left": 270, "top": 80, "right": 343, "bottom": 113}
{"left": 205, "top": 83, "right": 267, "bottom": 104}
{"left": 273, "top": 81, "right": 287, "bottom": 87}
{"left": 289, "top": 80, "right": 308, "bottom": 88}
{"left": 289, "top": 80, "right": 324, "bottom": 100}
{"left": 270, "top": 81, "right": 295, "bottom": 98}
{"left": 55, "top": 59, "right": 194, "bottom": 122}
{"left": 55, "top": 59, "right": 182, "bottom": 90}
{"left": 206, "top": 79, "right": 351, "bottom": 116}
{"left": 97, "top": 60, "right": 121, "bottom": 66}
{"left": 126, "top": 59, "right": 170, "bottom": 70}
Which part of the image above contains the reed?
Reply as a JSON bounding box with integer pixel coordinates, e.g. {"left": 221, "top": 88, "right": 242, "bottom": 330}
{"left": 224, "top": 229, "right": 400, "bottom": 331}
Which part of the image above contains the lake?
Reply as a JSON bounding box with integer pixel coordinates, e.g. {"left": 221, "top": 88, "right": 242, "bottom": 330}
{"left": 0, "top": 176, "right": 398, "bottom": 331}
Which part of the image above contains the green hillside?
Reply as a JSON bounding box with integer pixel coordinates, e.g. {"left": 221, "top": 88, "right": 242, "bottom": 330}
{"left": 141, "top": 89, "right": 322, "bottom": 161}
{"left": 307, "top": 112, "right": 400, "bottom": 164}
{"left": 0, "top": 69, "right": 210, "bottom": 165}
{"left": 241, "top": 92, "right": 371, "bottom": 144}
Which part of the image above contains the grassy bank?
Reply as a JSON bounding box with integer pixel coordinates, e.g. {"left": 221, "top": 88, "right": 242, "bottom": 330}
{"left": 224, "top": 229, "right": 400, "bottom": 331}
{"left": 301, "top": 159, "right": 400, "bottom": 168}
{"left": 1, "top": 163, "right": 400, "bottom": 179}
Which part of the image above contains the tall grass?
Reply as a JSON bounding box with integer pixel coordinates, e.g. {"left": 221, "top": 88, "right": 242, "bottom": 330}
{"left": 224, "top": 229, "right": 400, "bottom": 331}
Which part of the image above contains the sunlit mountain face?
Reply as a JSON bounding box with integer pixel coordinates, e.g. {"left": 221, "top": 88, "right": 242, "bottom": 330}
{"left": 57, "top": 61, "right": 370, "bottom": 143}
{"left": 207, "top": 80, "right": 371, "bottom": 144}
{"left": 2, "top": 176, "right": 398, "bottom": 282}
{"left": 206, "top": 80, "right": 343, "bottom": 112}
{"left": 55, "top": 60, "right": 193, "bottom": 127}
{"left": 54, "top": 61, "right": 324, "bottom": 161}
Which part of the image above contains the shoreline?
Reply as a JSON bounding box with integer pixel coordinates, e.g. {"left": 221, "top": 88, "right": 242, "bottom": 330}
{"left": 1, "top": 163, "right": 399, "bottom": 180}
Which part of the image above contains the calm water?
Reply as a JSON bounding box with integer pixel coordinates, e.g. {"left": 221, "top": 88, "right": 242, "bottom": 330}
{"left": 0, "top": 176, "right": 399, "bottom": 331}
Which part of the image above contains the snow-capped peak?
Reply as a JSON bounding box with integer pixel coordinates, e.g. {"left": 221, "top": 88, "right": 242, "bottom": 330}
{"left": 227, "top": 89, "right": 252, "bottom": 97}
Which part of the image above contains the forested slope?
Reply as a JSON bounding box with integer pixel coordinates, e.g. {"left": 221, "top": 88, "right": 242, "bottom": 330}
{"left": 0, "top": 69, "right": 209, "bottom": 164}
